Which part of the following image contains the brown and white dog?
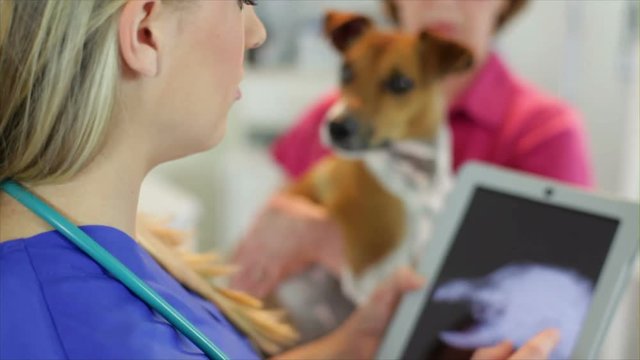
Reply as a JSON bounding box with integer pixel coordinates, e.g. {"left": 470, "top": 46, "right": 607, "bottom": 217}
{"left": 285, "top": 11, "right": 474, "bottom": 305}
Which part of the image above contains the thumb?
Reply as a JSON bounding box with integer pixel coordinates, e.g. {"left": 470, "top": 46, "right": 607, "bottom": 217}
{"left": 378, "top": 266, "right": 426, "bottom": 294}
{"left": 471, "top": 341, "right": 514, "bottom": 360}
{"left": 358, "top": 267, "right": 426, "bottom": 334}
{"left": 510, "top": 329, "right": 560, "bottom": 360}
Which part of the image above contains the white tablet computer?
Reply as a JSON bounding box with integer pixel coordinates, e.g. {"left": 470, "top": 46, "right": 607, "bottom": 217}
{"left": 377, "top": 162, "right": 639, "bottom": 360}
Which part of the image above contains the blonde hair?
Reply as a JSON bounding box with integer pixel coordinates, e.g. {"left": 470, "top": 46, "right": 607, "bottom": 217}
{"left": 0, "top": 0, "right": 297, "bottom": 353}
{"left": 0, "top": 0, "right": 126, "bottom": 185}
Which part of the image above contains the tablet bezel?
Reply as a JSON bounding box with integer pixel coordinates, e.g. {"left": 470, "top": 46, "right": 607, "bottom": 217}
{"left": 376, "top": 162, "right": 639, "bottom": 359}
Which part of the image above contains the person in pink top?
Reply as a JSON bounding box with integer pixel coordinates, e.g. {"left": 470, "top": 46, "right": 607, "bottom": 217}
{"left": 273, "top": 54, "right": 592, "bottom": 185}
{"left": 232, "top": 2, "right": 592, "bottom": 347}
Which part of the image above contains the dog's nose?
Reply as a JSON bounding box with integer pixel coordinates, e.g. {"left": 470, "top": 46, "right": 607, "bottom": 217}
{"left": 329, "top": 118, "right": 359, "bottom": 142}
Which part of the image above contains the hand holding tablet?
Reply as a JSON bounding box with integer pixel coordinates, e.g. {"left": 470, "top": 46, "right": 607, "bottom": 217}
{"left": 377, "top": 163, "right": 639, "bottom": 359}
{"left": 471, "top": 328, "right": 560, "bottom": 360}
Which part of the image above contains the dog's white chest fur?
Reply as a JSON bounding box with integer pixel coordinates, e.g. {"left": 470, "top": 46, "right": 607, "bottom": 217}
{"left": 340, "top": 126, "right": 454, "bottom": 304}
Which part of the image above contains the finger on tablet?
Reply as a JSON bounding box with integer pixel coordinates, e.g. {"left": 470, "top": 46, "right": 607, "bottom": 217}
{"left": 470, "top": 341, "right": 514, "bottom": 360}
{"left": 510, "top": 328, "right": 560, "bottom": 360}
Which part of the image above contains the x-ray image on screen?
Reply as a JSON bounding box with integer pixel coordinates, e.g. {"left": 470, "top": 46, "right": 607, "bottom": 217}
{"left": 401, "top": 188, "right": 619, "bottom": 360}
{"left": 433, "top": 263, "right": 592, "bottom": 359}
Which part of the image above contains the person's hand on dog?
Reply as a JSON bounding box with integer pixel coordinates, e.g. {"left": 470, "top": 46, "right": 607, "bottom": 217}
{"left": 230, "top": 192, "right": 344, "bottom": 298}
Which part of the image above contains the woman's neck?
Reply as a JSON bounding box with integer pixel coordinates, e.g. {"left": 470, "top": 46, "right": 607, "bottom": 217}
{"left": 0, "top": 144, "right": 148, "bottom": 243}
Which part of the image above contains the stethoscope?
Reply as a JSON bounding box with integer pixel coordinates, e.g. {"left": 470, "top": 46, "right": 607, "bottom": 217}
{"left": 0, "top": 180, "right": 229, "bottom": 360}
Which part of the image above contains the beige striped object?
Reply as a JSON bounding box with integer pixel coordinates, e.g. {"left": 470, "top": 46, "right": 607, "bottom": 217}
{"left": 135, "top": 214, "right": 299, "bottom": 355}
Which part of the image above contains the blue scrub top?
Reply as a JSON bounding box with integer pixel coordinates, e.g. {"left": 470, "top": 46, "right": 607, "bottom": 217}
{"left": 0, "top": 225, "right": 261, "bottom": 360}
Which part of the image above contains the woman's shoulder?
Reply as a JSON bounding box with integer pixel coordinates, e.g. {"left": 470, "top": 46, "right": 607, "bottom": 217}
{"left": 1, "top": 234, "right": 71, "bottom": 359}
{"left": 0, "top": 226, "right": 260, "bottom": 359}
{"left": 0, "top": 230, "right": 127, "bottom": 359}
{"left": 0, "top": 229, "right": 149, "bottom": 356}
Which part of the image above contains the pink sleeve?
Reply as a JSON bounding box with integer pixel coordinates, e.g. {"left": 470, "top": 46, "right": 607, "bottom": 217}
{"left": 510, "top": 107, "right": 594, "bottom": 189}
{"left": 271, "top": 91, "right": 340, "bottom": 179}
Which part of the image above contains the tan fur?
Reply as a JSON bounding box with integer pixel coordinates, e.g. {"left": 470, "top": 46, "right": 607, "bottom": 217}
{"left": 135, "top": 214, "right": 299, "bottom": 355}
{"left": 290, "top": 157, "right": 405, "bottom": 275}
{"left": 343, "top": 31, "right": 446, "bottom": 144}
{"left": 287, "top": 11, "right": 472, "bottom": 277}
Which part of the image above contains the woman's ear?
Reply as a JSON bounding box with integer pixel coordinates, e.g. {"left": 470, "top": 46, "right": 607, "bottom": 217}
{"left": 119, "top": 0, "right": 162, "bottom": 77}
{"left": 324, "top": 11, "right": 372, "bottom": 53}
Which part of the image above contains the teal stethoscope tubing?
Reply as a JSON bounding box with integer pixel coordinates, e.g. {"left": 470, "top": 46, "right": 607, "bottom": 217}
{"left": 0, "top": 180, "right": 229, "bottom": 360}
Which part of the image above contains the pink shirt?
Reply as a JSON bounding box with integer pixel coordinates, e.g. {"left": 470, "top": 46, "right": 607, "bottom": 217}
{"left": 272, "top": 53, "right": 593, "bottom": 188}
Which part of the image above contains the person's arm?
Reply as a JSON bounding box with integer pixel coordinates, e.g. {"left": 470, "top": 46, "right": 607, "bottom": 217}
{"left": 271, "top": 327, "right": 350, "bottom": 360}
{"left": 271, "top": 268, "right": 561, "bottom": 360}
{"left": 272, "top": 267, "right": 425, "bottom": 360}
{"left": 277, "top": 329, "right": 561, "bottom": 360}
{"left": 230, "top": 192, "right": 345, "bottom": 298}
{"left": 231, "top": 92, "right": 343, "bottom": 297}
{"left": 471, "top": 329, "right": 561, "bottom": 360}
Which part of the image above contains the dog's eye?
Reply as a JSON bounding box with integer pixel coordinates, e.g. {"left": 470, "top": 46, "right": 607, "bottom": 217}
{"left": 384, "top": 72, "right": 414, "bottom": 95}
{"left": 341, "top": 63, "right": 355, "bottom": 85}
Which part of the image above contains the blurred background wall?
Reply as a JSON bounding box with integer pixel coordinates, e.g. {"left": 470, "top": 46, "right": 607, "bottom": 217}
{"left": 141, "top": 1, "right": 638, "bottom": 357}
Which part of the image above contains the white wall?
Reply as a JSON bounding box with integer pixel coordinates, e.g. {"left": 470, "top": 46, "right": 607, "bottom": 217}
{"left": 499, "top": 0, "right": 638, "bottom": 196}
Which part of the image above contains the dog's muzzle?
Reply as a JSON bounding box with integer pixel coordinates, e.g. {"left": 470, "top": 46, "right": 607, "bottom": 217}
{"left": 328, "top": 116, "right": 360, "bottom": 146}
{"left": 327, "top": 116, "right": 374, "bottom": 151}
{"left": 321, "top": 99, "right": 383, "bottom": 154}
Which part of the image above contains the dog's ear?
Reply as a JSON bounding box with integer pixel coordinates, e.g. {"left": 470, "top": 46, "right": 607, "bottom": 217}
{"left": 324, "top": 11, "right": 372, "bottom": 52}
{"left": 419, "top": 31, "right": 474, "bottom": 77}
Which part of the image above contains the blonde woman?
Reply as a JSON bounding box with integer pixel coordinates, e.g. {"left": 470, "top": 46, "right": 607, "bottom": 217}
{"left": 0, "top": 1, "right": 559, "bottom": 359}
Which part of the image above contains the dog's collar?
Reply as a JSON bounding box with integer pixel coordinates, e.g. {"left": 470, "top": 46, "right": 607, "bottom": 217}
{"left": 386, "top": 140, "right": 438, "bottom": 178}
{"left": 329, "top": 139, "right": 436, "bottom": 163}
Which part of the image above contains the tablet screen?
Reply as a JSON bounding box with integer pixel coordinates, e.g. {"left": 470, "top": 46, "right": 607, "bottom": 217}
{"left": 402, "top": 187, "right": 619, "bottom": 360}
